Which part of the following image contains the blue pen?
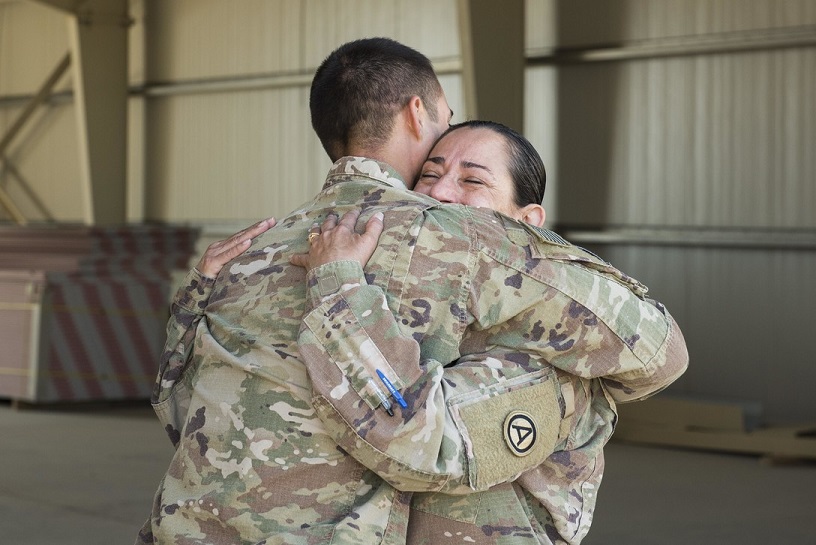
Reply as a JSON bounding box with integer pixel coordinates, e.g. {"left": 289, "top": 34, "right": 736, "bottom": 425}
{"left": 368, "top": 378, "right": 394, "bottom": 416}
{"left": 376, "top": 369, "right": 408, "bottom": 409}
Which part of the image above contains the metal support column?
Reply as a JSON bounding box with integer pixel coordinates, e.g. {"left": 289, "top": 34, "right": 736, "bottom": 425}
{"left": 457, "top": 0, "right": 525, "bottom": 132}
{"left": 36, "top": 0, "right": 130, "bottom": 226}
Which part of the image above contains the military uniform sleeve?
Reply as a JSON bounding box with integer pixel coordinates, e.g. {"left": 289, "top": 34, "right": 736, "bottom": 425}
{"left": 471, "top": 219, "right": 689, "bottom": 404}
{"left": 299, "top": 259, "right": 571, "bottom": 494}
{"left": 151, "top": 268, "right": 215, "bottom": 447}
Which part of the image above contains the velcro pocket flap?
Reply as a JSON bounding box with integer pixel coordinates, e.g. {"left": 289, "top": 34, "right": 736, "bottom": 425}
{"left": 448, "top": 370, "right": 562, "bottom": 490}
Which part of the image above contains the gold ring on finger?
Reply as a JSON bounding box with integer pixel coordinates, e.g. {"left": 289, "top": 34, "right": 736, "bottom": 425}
{"left": 308, "top": 232, "right": 319, "bottom": 244}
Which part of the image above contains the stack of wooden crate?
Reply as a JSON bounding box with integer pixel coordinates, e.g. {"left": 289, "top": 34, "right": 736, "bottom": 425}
{"left": 0, "top": 224, "right": 198, "bottom": 404}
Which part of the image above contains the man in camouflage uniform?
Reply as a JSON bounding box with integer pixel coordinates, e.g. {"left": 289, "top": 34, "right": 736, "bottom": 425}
{"left": 138, "top": 38, "right": 688, "bottom": 544}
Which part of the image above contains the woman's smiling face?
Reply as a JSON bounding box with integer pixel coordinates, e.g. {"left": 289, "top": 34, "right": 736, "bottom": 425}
{"left": 414, "top": 127, "right": 521, "bottom": 217}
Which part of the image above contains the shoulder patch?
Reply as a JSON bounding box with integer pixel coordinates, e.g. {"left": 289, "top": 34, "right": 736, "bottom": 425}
{"left": 524, "top": 224, "right": 571, "bottom": 247}
{"left": 496, "top": 214, "right": 571, "bottom": 249}
{"left": 503, "top": 411, "right": 537, "bottom": 456}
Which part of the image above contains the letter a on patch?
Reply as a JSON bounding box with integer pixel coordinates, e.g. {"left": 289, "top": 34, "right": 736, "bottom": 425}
{"left": 503, "top": 411, "right": 537, "bottom": 456}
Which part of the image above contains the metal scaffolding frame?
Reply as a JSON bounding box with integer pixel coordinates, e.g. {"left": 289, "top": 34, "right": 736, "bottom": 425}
{"left": 0, "top": 0, "right": 129, "bottom": 226}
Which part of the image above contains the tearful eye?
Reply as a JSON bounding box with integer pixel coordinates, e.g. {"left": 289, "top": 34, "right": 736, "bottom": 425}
{"left": 420, "top": 171, "right": 440, "bottom": 179}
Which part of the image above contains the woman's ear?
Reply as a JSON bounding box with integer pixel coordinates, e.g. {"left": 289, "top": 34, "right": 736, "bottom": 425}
{"left": 519, "top": 204, "right": 546, "bottom": 227}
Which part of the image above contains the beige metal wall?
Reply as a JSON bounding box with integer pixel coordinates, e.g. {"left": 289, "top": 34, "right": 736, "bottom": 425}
{"left": 0, "top": 0, "right": 463, "bottom": 224}
{"left": 140, "top": 0, "right": 463, "bottom": 224}
{"left": 2, "top": 0, "right": 814, "bottom": 227}
{"left": 525, "top": 0, "right": 816, "bottom": 229}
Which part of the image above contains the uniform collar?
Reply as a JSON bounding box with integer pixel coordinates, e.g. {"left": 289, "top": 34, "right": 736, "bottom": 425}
{"left": 323, "top": 157, "right": 408, "bottom": 191}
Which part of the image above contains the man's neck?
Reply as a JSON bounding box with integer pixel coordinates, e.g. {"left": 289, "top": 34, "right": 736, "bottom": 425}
{"left": 345, "top": 148, "right": 416, "bottom": 190}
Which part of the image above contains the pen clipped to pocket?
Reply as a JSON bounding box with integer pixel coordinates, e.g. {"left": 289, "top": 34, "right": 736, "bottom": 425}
{"left": 376, "top": 369, "right": 408, "bottom": 409}
{"left": 367, "top": 377, "right": 394, "bottom": 416}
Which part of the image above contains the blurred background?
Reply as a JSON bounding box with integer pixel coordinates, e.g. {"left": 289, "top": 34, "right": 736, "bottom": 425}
{"left": 0, "top": 0, "right": 814, "bottom": 543}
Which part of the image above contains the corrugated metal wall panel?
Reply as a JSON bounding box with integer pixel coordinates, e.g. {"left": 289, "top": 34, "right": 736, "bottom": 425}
{"left": 555, "top": 46, "right": 816, "bottom": 229}
{"left": 146, "top": 0, "right": 303, "bottom": 81}
{"left": 302, "top": 0, "right": 400, "bottom": 69}
{"left": 552, "top": 0, "right": 816, "bottom": 46}
{"left": 144, "top": 86, "right": 321, "bottom": 222}
{"left": 140, "top": 0, "right": 463, "bottom": 222}
{"left": 302, "top": 0, "right": 460, "bottom": 69}
{"left": 143, "top": 72, "right": 465, "bottom": 223}
{"left": 144, "top": 0, "right": 460, "bottom": 82}
{"left": 3, "top": 0, "right": 812, "bottom": 227}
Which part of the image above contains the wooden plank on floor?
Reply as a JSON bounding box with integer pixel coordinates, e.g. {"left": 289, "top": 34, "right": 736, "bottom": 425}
{"left": 614, "top": 397, "right": 816, "bottom": 460}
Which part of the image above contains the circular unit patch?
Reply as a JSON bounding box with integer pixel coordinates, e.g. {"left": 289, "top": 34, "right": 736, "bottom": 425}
{"left": 503, "top": 411, "right": 537, "bottom": 457}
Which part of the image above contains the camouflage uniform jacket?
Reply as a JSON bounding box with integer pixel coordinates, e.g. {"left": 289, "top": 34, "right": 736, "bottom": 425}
{"left": 138, "top": 157, "right": 688, "bottom": 545}
{"left": 295, "top": 171, "right": 688, "bottom": 544}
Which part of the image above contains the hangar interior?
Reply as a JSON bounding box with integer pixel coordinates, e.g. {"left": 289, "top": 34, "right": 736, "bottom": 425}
{"left": 1, "top": 0, "right": 814, "bottom": 543}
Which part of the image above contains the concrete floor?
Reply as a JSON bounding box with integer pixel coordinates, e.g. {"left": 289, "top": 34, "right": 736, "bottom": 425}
{"left": 1, "top": 400, "right": 814, "bottom": 545}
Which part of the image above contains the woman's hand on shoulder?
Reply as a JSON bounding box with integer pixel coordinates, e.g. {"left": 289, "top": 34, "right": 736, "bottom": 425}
{"left": 290, "top": 210, "right": 384, "bottom": 272}
{"left": 196, "top": 217, "right": 276, "bottom": 278}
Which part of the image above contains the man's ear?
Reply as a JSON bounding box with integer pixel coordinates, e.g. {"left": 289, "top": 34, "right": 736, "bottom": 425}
{"left": 405, "top": 95, "right": 424, "bottom": 140}
{"left": 519, "top": 204, "right": 546, "bottom": 227}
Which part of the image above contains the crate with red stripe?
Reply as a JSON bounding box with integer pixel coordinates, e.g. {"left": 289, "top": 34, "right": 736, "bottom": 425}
{"left": 0, "top": 225, "right": 198, "bottom": 402}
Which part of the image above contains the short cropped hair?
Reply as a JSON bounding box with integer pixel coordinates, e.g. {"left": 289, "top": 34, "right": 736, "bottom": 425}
{"left": 440, "top": 120, "right": 546, "bottom": 207}
{"left": 310, "top": 37, "right": 443, "bottom": 161}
